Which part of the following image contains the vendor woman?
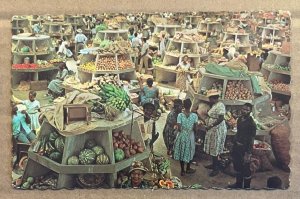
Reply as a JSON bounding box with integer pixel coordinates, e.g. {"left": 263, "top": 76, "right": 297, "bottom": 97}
{"left": 176, "top": 55, "right": 192, "bottom": 92}
{"left": 121, "top": 161, "right": 149, "bottom": 189}
{"left": 47, "top": 62, "right": 69, "bottom": 99}
{"left": 140, "top": 78, "right": 159, "bottom": 107}
{"left": 203, "top": 90, "right": 227, "bottom": 177}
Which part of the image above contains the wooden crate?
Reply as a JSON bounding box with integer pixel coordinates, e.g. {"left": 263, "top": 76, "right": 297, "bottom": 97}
{"left": 30, "top": 80, "right": 48, "bottom": 91}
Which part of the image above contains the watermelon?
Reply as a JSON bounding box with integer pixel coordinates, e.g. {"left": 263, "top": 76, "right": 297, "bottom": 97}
{"left": 55, "top": 136, "right": 65, "bottom": 153}
{"left": 21, "top": 181, "right": 31, "bottom": 189}
{"left": 92, "top": 145, "right": 105, "bottom": 156}
{"left": 26, "top": 177, "right": 34, "bottom": 184}
{"left": 49, "top": 151, "right": 62, "bottom": 162}
{"left": 67, "top": 156, "right": 79, "bottom": 165}
{"left": 85, "top": 139, "right": 97, "bottom": 149}
{"left": 96, "top": 154, "right": 110, "bottom": 165}
{"left": 114, "top": 149, "right": 125, "bottom": 162}
{"left": 49, "top": 131, "right": 59, "bottom": 144}
{"left": 79, "top": 149, "right": 96, "bottom": 165}
{"left": 21, "top": 46, "right": 30, "bottom": 53}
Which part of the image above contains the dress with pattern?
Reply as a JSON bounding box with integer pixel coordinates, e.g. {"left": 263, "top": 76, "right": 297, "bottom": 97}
{"left": 162, "top": 110, "right": 179, "bottom": 151}
{"left": 173, "top": 112, "right": 198, "bottom": 163}
{"left": 203, "top": 102, "right": 227, "bottom": 156}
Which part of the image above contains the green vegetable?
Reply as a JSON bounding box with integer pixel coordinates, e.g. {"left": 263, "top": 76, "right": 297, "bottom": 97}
{"left": 26, "top": 177, "right": 34, "bottom": 184}
{"left": 95, "top": 24, "right": 108, "bottom": 32}
{"left": 114, "top": 149, "right": 125, "bottom": 162}
{"left": 79, "top": 149, "right": 96, "bottom": 165}
{"left": 67, "top": 156, "right": 80, "bottom": 165}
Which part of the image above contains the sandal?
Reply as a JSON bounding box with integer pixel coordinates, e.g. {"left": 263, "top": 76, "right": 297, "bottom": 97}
{"left": 186, "top": 168, "right": 196, "bottom": 174}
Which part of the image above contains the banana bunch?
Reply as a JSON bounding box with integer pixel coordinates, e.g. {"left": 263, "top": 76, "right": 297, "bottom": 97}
{"left": 224, "top": 111, "right": 237, "bottom": 127}
{"left": 99, "top": 83, "right": 131, "bottom": 111}
{"left": 80, "top": 62, "right": 96, "bottom": 71}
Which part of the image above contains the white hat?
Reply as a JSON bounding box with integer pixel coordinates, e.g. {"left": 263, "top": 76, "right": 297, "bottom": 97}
{"left": 76, "top": 29, "right": 83, "bottom": 33}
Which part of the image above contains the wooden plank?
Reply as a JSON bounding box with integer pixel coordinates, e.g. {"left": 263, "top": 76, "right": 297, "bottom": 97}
{"left": 271, "top": 89, "right": 291, "bottom": 96}
{"left": 22, "top": 159, "right": 52, "bottom": 180}
{"left": 12, "top": 66, "right": 58, "bottom": 73}
{"left": 57, "top": 174, "right": 75, "bottom": 189}
{"left": 28, "top": 152, "right": 61, "bottom": 173}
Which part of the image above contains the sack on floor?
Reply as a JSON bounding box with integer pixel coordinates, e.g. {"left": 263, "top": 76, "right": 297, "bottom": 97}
{"left": 270, "top": 123, "right": 291, "bottom": 172}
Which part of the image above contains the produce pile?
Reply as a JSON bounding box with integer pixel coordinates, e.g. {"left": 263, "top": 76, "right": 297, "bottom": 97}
{"left": 17, "top": 174, "right": 58, "bottom": 190}
{"left": 200, "top": 82, "right": 223, "bottom": 97}
{"left": 12, "top": 63, "right": 38, "bottom": 70}
{"left": 117, "top": 55, "right": 133, "bottom": 69}
{"left": 96, "top": 56, "right": 116, "bottom": 70}
{"left": 152, "top": 57, "right": 163, "bottom": 65}
{"left": 272, "top": 64, "right": 290, "bottom": 72}
{"left": 225, "top": 81, "right": 253, "bottom": 100}
{"left": 31, "top": 131, "right": 65, "bottom": 164}
{"left": 269, "top": 79, "right": 290, "bottom": 92}
{"left": 37, "top": 60, "right": 53, "bottom": 68}
{"left": 95, "top": 24, "right": 108, "bottom": 32}
{"left": 253, "top": 142, "right": 270, "bottom": 150}
{"left": 97, "top": 83, "right": 131, "bottom": 120}
{"left": 224, "top": 111, "right": 237, "bottom": 128}
{"left": 48, "top": 58, "right": 66, "bottom": 64}
{"left": 67, "top": 139, "right": 110, "bottom": 165}
{"left": 173, "top": 32, "right": 206, "bottom": 43}
{"left": 112, "top": 131, "right": 145, "bottom": 161}
{"left": 80, "top": 61, "right": 97, "bottom": 71}
{"left": 97, "top": 41, "right": 133, "bottom": 55}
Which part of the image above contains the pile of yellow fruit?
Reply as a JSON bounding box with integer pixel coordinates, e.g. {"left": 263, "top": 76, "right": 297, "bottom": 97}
{"left": 80, "top": 62, "right": 97, "bottom": 71}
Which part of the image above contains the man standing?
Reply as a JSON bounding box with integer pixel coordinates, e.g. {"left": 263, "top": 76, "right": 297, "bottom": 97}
{"left": 228, "top": 103, "right": 256, "bottom": 189}
{"left": 74, "top": 29, "right": 88, "bottom": 57}
{"left": 138, "top": 38, "right": 149, "bottom": 73}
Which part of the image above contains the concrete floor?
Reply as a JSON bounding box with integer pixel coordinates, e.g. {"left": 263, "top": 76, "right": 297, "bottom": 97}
{"left": 12, "top": 59, "right": 290, "bottom": 189}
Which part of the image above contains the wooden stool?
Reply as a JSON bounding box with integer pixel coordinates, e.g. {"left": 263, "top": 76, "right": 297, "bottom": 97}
{"left": 13, "top": 141, "right": 31, "bottom": 168}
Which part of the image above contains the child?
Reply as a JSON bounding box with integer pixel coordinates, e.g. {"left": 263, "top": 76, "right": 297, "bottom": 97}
{"left": 16, "top": 91, "right": 41, "bottom": 132}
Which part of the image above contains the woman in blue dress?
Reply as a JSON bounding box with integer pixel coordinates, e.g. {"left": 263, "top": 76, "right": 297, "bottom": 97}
{"left": 140, "top": 78, "right": 159, "bottom": 107}
{"left": 47, "top": 62, "right": 69, "bottom": 99}
{"left": 173, "top": 99, "right": 198, "bottom": 176}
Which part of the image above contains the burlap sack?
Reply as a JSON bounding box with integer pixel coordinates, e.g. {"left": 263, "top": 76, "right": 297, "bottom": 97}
{"left": 270, "top": 123, "right": 291, "bottom": 172}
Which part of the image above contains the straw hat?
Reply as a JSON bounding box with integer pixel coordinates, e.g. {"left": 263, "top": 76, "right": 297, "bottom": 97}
{"left": 76, "top": 29, "right": 83, "bottom": 33}
{"left": 206, "top": 89, "right": 221, "bottom": 97}
{"left": 129, "top": 161, "right": 148, "bottom": 174}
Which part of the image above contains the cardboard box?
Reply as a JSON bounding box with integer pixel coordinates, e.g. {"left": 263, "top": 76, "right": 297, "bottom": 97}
{"left": 30, "top": 80, "right": 48, "bottom": 91}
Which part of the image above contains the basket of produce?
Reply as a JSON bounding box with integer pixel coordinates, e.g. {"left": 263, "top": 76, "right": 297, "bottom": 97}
{"left": 252, "top": 140, "right": 272, "bottom": 156}
{"left": 76, "top": 174, "right": 106, "bottom": 189}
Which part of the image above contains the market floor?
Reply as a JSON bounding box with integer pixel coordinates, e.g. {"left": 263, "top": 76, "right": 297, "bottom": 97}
{"left": 12, "top": 89, "right": 290, "bottom": 189}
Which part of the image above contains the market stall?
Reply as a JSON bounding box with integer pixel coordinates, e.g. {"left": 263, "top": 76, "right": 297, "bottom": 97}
{"left": 11, "top": 34, "right": 58, "bottom": 89}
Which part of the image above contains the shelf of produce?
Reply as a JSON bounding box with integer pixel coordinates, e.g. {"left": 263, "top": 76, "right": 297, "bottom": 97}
{"left": 262, "top": 64, "right": 290, "bottom": 75}
{"left": 12, "top": 66, "right": 57, "bottom": 73}
{"left": 28, "top": 149, "right": 150, "bottom": 174}
{"left": 271, "top": 89, "right": 291, "bottom": 96}
{"left": 78, "top": 67, "right": 135, "bottom": 75}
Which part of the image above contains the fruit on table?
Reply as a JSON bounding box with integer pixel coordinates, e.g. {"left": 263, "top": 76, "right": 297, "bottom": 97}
{"left": 225, "top": 81, "right": 252, "bottom": 100}
{"left": 80, "top": 61, "right": 96, "bottom": 71}
{"left": 270, "top": 79, "right": 290, "bottom": 92}
{"left": 49, "top": 151, "right": 62, "bottom": 162}
{"left": 27, "top": 177, "right": 34, "bottom": 184}
{"left": 253, "top": 142, "right": 269, "bottom": 149}
{"left": 21, "top": 46, "right": 30, "bottom": 53}
{"left": 96, "top": 154, "right": 110, "bottom": 165}
{"left": 273, "top": 64, "right": 290, "bottom": 71}
{"left": 98, "top": 83, "right": 131, "bottom": 111}
{"left": 12, "top": 64, "right": 38, "bottom": 69}
{"left": 114, "top": 148, "right": 125, "bottom": 162}
{"left": 79, "top": 149, "right": 96, "bottom": 165}
{"left": 67, "top": 155, "right": 80, "bottom": 165}
{"left": 112, "top": 131, "right": 144, "bottom": 159}
{"left": 96, "top": 56, "right": 116, "bottom": 70}
{"left": 92, "top": 145, "right": 105, "bottom": 156}
{"left": 21, "top": 181, "right": 31, "bottom": 189}
{"left": 48, "top": 58, "right": 66, "bottom": 63}
{"left": 118, "top": 55, "right": 133, "bottom": 69}
{"left": 159, "top": 180, "right": 174, "bottom": 189}
{"left": 54, "top": 136, "right": 65, "bottom": 153}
